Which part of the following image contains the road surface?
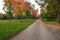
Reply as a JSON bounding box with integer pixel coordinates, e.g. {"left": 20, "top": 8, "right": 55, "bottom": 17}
{"left": 11, "top": 20, "right": 58, "bottom": 40}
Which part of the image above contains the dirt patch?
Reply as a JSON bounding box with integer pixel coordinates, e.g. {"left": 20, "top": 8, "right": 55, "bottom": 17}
{"left": 45, "top": 22, "right": 60, "bottom": 31}
{"left": 43, "top": 22, "right": 60, "bottom": 40}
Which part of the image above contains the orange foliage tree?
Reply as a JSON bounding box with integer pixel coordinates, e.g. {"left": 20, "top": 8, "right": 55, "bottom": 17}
{"left": 10, "top": 0, "right": 31, "bottom": 16}
{"left": 4, "top": 0, "right": 31, "bottom": 19}
{"left": 33, "top": 9, "right": 38, "bottom": 18}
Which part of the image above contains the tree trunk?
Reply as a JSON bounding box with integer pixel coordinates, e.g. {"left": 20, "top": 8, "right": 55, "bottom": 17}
{"left": 58, "top": 13, "right": 60, "bottom": 23}
{"left": 9, "top": 17, "right": 11, "bottom": 21}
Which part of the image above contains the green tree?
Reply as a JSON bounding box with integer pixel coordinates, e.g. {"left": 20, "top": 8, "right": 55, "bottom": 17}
{"left": 56, "top": 0, "right": 60, "bottom": 23}
{"left": 45, "top": 0, "right": 60, "bottom": 22}
{"left": 25, "top": 10, "right": 32, "bottom": 19}
{"left": 37, "top": 0, "right": 60, "bottom": 22}
{"left": 3, "top": 0, "right": 13, "bottom": 21}
{"left": 25, "top": 5, "right": 34, "bottom": 19}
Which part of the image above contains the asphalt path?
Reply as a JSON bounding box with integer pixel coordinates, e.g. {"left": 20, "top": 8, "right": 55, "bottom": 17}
{"left": 11, "top": 20, "right": 58, "bottom": 40}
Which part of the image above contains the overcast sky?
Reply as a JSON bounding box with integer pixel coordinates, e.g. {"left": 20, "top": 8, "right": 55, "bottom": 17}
{"left": 0, "top": 0, "right": 41, "bottom": 14}
{"left": 27, "top": 0, "right": 41, "bottom": 14}
{"left": 0, "top": 0, "right": 5, "bottom": 14}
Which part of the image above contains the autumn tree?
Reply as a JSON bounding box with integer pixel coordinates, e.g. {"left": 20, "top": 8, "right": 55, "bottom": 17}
{"left": 10, "top": 0, "right": 30, "bottom": 19}
{"left": 33, "top": 9, "right": 38, "bottom": 18}
{"left": 4, "top": 0, "right": 31, "bottom": 20}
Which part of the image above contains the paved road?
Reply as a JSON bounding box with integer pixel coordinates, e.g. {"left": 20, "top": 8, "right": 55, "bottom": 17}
{"left": 11, "top": 20, "right": 58, "bottom": 40}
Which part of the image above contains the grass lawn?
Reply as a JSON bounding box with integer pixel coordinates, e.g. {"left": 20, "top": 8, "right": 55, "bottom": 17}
{"left": 0, "top": 19, "right": 35, "bottom": 40}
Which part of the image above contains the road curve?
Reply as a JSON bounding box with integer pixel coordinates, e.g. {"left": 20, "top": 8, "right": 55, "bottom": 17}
{"left": 11, "top": 20, "right": 58, "bottom": 40}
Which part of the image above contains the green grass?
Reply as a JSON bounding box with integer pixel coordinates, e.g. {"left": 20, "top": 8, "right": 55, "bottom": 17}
{"left": 0, "top": 19, "right": 35, "bottom": 40}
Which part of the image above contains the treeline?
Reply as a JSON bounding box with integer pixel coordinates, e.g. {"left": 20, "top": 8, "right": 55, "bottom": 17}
{"left": 0, "top": 12, "right": 39, "bottom": 20}
{"left": 2, "top": 0, "right": 39, "bottom": 20}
